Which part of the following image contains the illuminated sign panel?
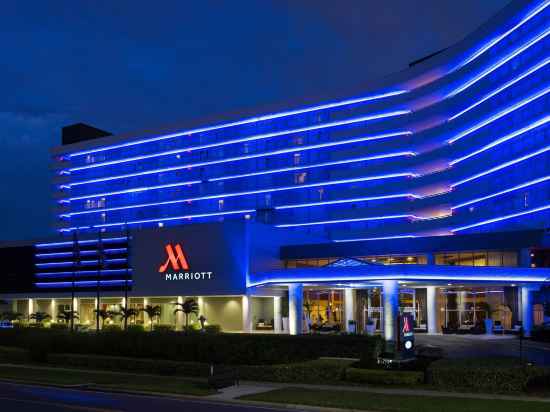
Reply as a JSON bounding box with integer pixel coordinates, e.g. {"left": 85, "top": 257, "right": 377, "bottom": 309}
{"left": 131, "top": 222, "right": 247, "bottom": 296}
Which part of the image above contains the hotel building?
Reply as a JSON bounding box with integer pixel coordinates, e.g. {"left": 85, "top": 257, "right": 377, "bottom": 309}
{"left": 1, "top": 0, "right": 549, "bottom": 340}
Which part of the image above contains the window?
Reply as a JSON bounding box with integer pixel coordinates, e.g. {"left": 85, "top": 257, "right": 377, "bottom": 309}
{"left": 435, "top": 250, "right": 517, "bottom": 267}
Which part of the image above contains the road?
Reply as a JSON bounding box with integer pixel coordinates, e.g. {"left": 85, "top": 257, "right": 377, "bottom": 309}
{"left": 416, "top": 334, "right": 550, "bottom": 365}
{"left": 0, "top": 381, "right": 299, "bottom": 412}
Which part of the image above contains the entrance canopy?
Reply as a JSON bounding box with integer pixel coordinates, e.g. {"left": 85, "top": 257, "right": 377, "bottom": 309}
{"left": 248, "top": 264, "right": 550, "bottom": 288}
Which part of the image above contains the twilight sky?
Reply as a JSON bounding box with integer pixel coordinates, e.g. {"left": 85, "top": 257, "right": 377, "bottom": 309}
{"left": 0, "top": 0, "right": 508, "bottom": 241}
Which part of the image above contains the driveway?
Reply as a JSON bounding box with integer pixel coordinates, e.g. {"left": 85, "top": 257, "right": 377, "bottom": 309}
{"left": 416, "top": 334, "right": 550, "bottom": 365}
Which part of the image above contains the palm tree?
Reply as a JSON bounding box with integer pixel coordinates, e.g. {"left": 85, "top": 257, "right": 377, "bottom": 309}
{"left": 116, "top": 305, "right": 138, "bottom": 330}
{"left": 93, "top": 309, "right": 115, "bottom": 329}
{"left": 30, "top": 312, "right": 51, "bottom": 325}
{"left": 173, "top": 299, "right": 199, "bottom": 333}
{"left": 57, "top": 310, "right": 79, "bottom": 324}
{"left": 140, "top": 305, "right": 161, "bottom": 331}
{"left": 1, "top": 311, "right": 23, "bottom": 323}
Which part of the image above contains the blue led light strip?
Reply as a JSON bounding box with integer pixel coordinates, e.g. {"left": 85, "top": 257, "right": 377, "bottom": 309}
{"left": 35, "top": 258, "right": 127, "bottom": 268}
{"left": 449, "top": 58, "right": 550, "bottom": 121}
{"left": 208, "top": 152, "right": 415, "bottom": 182}
{"left": 36, "top": 269, "right": 131, "bottom": 277}
{"left": 450, "top": 115, "right": 550, "bottom": 165}
{"left": 275, "top": 193, "right": 417, "bottom": 210}
{"left": 65, "top": 110, "right": 410, "bottom": 172}
{"left": 448, "top": 27, "right": 550, "bottom": 98}
{"left": 60, "top": 173, "right": 414, "bottom": 218}
{"left": 451, "top": 145, "right": 550, "bottom": 187}
{"left": 452, "top": 203, "right": 550, "bottom": 232}
{"left": 35, "top": 237, "right": 128, "bottom": 248}
{"left": 35, "top": 280, "right": 134, "bottom": 288}
{"left": 447, "top": 86, "right": 550, "bottom": 144}
{"left": 63, "top": 130, "right": 411, "bottom": 190}
{"left": 90, "top": 208, "right": 256, "bottom": 229}
{"left": 67, "top": 91, "right": 407, "bottom": 158}
{"left": 64, "top": 180, "right": 201, "bottom": 202}
{"left": 333, "top": 235, "right": 417, "bottom": 243}
{"left": 36, "top": 248, "right": 127, "bottom": 258}
{"left": 456, "top": 1, "right": 549, "bottom": 69}
{"left": 275, "top": 214, "right": 411, "bottom": 228}
{"left": 452, "top": 175, "right": 550, "bottom": 210}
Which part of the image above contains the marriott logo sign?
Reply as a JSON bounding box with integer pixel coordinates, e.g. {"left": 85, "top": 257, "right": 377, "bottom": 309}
{"left": 158, "top": 243, "right": 213, "bottom": 281}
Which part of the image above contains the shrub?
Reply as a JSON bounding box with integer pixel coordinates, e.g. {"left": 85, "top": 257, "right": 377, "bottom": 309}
{"left": 427, "top": 357, "right": 549, "bottom": 393}
{"left": 126, "top": 324, "right": 145, "bottom": 333}
{"left": 0, "top": 346, "right": 28, "bottom": 363}
{"left": 238, "top": 359, "right": 352, "bottom": 383}
{"left": 101, "top": 325, "right": 122, "bottom": 332}
{"left": 204, "top": 324, "right": 221, "bottom": 334}
{"left": 153, "top": 324, "right": 175, "bottom": 332}
{"left": 0, "top": 329, "right": 382, "bottom": 365}
{"left": 346, "top": 368, "right": 423, "bottom": 385}
{"left": 50, "top": 323, "right": 68, "bottom": 330}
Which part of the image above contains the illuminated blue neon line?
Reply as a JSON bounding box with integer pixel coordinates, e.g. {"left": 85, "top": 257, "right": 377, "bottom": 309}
{"left": 448, "top": 27, "right": 550, "bottom": 98}
{"left": 456, "top": 0, "right": 550, "bottom": 69}
{"left": 36, "top": 237, "right": 128, "bottom": 248}
{"left": 35, "top": 258, "right": 127, "bottom": 268}
{"left": 66, "top": 110, "right": 410, "bottom": 172}
{"left": 63, "top": 131, "right": 412, "bottom": 189}
{"left": 208, "top": 151, "right": 415, "bottom": 182}
{"left": 276, "top": 214, "right": 411, "bottom": 228}
{"left": 452, "top": 175, "right": 550, "bottom": 210}
{"left": 447, "top": 86, "right": 550, "bottom": 144}
{"left": 65, "top": 180, "right": 201, "bottom": 201}
{"left": 450, "top": 115, "right": 550, "bottom": 165}
{"left": 35, "top": 268, "right": 132, "bottom": 277}
{"left": 451, "top": 145, "right": 550, "bottom": 187}
{"left": 275, "top": 194, "right": 417, "bottom": 210}
{"left": 61, "top": 173, "right": 414, "bottom": 218}
{"left": 333, "top": 235, "right": 417, "bottom": 243}
{"left": 36, "top": 248, "right": 127, "bottom": 258}
{"left": 452, "top": 203, "right": 550, "bottom": 232}
{"left": 90, "top": 208, "right": 256, "bottom": 229}
{"left": 67, "top": 91, "right": 407, "bottom": 158}
{"left": 35, "top": 280, "right": 134, "bottom": 288}
{"left": 450, "top": 58, "right": 550, "bottom": 121}
{"left": 247, "top": 272, "right": 549, "bottom": 288}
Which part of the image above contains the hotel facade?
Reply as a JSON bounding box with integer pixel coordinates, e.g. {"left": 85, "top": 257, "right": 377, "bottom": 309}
{"left": 1, "top": 0, "right": 549, "bottom": 340}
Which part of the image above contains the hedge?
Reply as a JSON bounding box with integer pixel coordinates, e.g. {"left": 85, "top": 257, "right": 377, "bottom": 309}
{"left": 346, "top": 368, "right": 424, "bottom": 385}
{"left": 0, "top": 329, "right": 382, "bottom": 365}
{"left": 239, "top": 359, "right": 353, "bottom": 383}
{"left": 427, "top": 357, "right": 549, "bottom": 393}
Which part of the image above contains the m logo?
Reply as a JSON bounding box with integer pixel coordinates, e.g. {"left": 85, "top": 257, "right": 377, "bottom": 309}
{"left": 402, "top": 315, "right": 412, "bottom": 334}
{"left": 159, "top": 243, "right": 190, "bottom": 272}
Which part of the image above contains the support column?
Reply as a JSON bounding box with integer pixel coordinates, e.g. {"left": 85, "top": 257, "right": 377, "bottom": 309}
{"left": 28, "top": 298, "right": 34, "bottom": 321}
{"left": 521, "top": 285, "right": 539, "bottom": 337}
{"left": 176, "top": 296, "right": 184, "bottom": 331}
{"left": 50, "top": 299, "right": 58, "bottom": 323}
{"left": 273, "top": 296, "right": 282, "bottom": 333}
{"left": 242, "top": 295, "right": 253, "bottom": 333}
{"left": 382, "top": 280, "right": 399, "bottom": 342}
{"left": 73, "top": 298, "right": 79, "bottom": 324}
{"left": 344, "top": 288, "right": 356, "bottom": 333}
{"left": 426, "top": 286, "right": 438, "bottom": 334}
{"left": 143, "top": 298, "right": 149, "bottom": 326}
{"left": 288, "top": 284, "right": 303, "bottom": 335}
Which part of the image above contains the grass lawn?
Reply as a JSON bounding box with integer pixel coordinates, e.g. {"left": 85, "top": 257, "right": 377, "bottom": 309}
{"left": 0, "top": 365, "right": 214, "bottom": 396}
{"left": 240, "top": 387, "right": 550, "bottom": 412}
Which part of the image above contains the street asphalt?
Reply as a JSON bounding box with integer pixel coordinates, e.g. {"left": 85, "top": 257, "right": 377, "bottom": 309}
{"left": 0, "top": 381, "right": 302, "bottom": 412}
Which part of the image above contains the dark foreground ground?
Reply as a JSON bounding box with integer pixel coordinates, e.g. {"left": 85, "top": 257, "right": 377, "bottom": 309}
{"left": 0, "top": 381, "right": 301, "bottom": 412}
{"left": 416, "top": 334, "right": 550, "bottom": 365}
